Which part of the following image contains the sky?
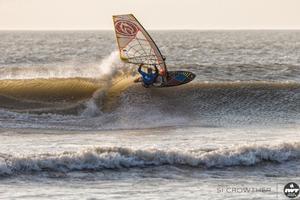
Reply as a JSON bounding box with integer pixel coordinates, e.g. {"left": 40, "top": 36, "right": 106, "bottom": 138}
{"left": 0, "top": 0, "right": 300, "bottom": 30}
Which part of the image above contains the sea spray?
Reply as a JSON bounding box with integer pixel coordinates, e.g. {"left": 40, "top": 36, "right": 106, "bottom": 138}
{"left": 97, "top": 51, "right": 123, "bottom": 78}
{"left": 0, "top": 51, "right": 123, "bottom": 80}
{"left": 80, "top": 51, "right": 130, "bottom": 116}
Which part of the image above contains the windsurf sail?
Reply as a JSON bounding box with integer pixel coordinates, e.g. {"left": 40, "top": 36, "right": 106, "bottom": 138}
{"left": 113, "top": 14, "right": 167, "bottom": 74}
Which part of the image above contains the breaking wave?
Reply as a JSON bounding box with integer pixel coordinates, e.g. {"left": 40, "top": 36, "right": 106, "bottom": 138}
{"left": 0, "top": 49, "right": 299, "bottom": 129}
{"left": 0, "top": 80, "right": 298, "bottom": 129}
{"left": 0, "top": 142, "right": 299, "bottom": 176}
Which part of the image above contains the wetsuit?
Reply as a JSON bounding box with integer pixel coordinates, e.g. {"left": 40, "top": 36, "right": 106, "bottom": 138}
{"left": 138, "top": 65, "right": 158, "bottom": 87}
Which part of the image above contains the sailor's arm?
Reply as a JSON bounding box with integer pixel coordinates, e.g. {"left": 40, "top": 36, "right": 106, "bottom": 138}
{"left": 138, "top": 64, "right": 143, "bottom": 73}
{"left": 153, "top": 65, "right": 159, "bottom": 78}
{"left": 138, "top": 64, "right": 148, "bottom": 77}
{"left": 154, "top": 65, "right": 158, "bottom": 73}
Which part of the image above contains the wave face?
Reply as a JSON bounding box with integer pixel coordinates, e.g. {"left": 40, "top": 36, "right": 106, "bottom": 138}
{"left": 0, "top": 142, "right": 299, "bottom": 176}
{"left": 0, "top": 81, "right": 298, "bottom": 129}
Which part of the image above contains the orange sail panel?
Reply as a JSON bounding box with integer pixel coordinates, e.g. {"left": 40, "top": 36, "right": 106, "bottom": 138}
{"left": 113, "top": 14, "right": 167, "bottom": 73}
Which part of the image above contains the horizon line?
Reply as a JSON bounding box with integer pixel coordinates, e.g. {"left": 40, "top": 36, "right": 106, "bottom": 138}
{"left": 1, "top": 28, "right": 300, "bottom": 31}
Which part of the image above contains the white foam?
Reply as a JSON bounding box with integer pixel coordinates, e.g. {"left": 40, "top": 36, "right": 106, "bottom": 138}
{"left": 1, "top": 142, "right": 299, "bottom": 176}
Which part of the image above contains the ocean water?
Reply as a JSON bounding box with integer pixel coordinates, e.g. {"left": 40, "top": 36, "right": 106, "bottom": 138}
{"left": 0, "top": 30, "right": 299, "bottom": 200}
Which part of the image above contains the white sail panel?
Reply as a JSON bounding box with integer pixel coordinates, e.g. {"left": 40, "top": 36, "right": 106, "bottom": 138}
{"left": 113, "top": 14, "right": 167, "bottom": 72}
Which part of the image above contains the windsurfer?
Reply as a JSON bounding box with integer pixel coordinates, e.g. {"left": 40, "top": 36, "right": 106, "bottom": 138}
{"left": 134, "top": 64, "right": 159, "bottom": 88}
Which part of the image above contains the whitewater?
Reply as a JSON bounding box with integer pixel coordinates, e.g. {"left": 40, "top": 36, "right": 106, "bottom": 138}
{"left": 0, "top": 30, "right": 299, "bottom": 200}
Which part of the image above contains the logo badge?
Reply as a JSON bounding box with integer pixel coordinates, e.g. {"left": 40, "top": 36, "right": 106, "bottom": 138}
{"left": 115, "top": 20, "right": 139, "bottom": 36}
{"left": 284, "top": 182, "right": 300, "bottom": 198}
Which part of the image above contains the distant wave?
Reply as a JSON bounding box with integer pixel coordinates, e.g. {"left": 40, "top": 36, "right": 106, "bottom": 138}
{"left": 0, "top": 142, "right": 299, "bottom": 176}
{"left": 0, "top": 51, "right": 123, "bottom": 80}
